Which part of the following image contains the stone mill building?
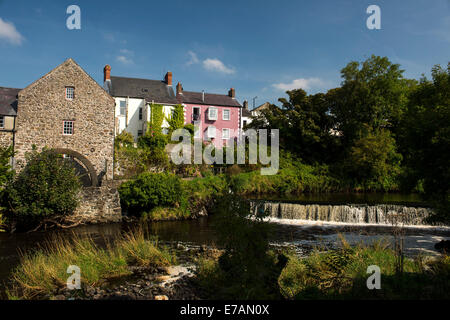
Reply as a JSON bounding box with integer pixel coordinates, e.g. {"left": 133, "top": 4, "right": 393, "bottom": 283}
{"left": 0, "top": 58, "right": 116, "bottom": 186}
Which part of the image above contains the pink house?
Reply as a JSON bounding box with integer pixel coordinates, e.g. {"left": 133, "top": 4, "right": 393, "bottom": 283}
{"left": 176, "top": 83, "right": 242, "bottom": 147}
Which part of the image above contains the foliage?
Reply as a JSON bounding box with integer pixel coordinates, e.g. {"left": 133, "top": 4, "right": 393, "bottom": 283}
{"left": 141, "top": 206, "right": 190, "bottom": 221}
{"left": 398, "top": 63, "right": 450, "bottom": 222}
{"left": 167, "top": 104, "right": 185, "bottom": 134}
{"left": 250, "top": 89, "right": 338, "bottom": 163}
{"left": 118, "top": 172, "right": 187, "bottom": 217}
{"left": 345, "top": 126, "right": 402, "bottom": 191}
{"left": 195, "top": 194, "right": 285, "bottom": 299}
{"left": 0, "top": 145, "right": 15, "bottom": 188}
{"left": 149, "top": 103, "right": 165, "bottom": 135}
{"left": 278, "top": 239, "right": 450, "bottom": 299}
{"left": 2, "top": 148, "right": 81, "bottom": 230}
{"left": 9, "top": 228, "right": 175, "bottom": 299}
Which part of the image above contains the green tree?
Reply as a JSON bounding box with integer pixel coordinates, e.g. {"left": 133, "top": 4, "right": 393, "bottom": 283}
{"left": 329, "top": 55, "right": 415, "bottom": 147}
{"left": 3, "top": 148, "right": 81, "bottom": 230}
{"left": 346, "top": 125, "right": 402, "bottom": 190}
{"left": 399, "top": 63, "right": 450, "bottom": 222}
{"left": 250, "top": 89, "right": 338, "bottom": 163}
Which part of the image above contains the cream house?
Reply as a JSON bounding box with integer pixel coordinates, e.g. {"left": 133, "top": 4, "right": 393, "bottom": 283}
{"left": 104, "top": 66, "right": 178, "bottom": 140}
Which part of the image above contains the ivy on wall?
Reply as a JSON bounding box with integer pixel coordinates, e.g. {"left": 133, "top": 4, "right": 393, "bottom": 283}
{"left": 167, "top": 104, "right": 185, "bottom": 133}
{"left": 149, "top": 103, "right": 164, "bottom": 135}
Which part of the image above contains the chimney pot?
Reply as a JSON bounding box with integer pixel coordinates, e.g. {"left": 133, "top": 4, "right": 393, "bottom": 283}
{"left": 165, "top": 71, "right": 172, "bottom": 86}
{"left": 104, "top": 65, "right": 111, "bottom": 82}
{"left": 243, "top": 100, "right": 249, "bottom": 109}
{"left": 228, "top": 88, "right": 235, "bottom": 98}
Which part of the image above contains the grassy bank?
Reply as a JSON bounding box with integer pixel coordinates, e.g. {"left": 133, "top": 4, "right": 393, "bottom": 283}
{"left": 195, "top": 239, "right": 450, "bottom": 300}
{"left": 8, "top": 228, "right": 175, "bottom": 299}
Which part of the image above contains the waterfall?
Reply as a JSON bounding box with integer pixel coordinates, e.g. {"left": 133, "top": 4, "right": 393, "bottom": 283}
{"left": 252, "top": 201, "right": 434, "bottom": 226}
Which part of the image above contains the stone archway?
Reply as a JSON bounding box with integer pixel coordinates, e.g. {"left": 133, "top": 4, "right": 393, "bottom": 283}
{"left": 51, "top": 148, "right": 99, "bottom": 187}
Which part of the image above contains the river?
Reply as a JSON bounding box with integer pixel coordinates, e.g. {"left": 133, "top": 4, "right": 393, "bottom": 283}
{"left": 0, "top": 193, "right": 449, "bottom": 298}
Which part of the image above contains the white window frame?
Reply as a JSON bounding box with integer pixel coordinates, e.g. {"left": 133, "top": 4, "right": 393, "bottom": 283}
{"left": 208, "top": 107, "right": 218, "bottom": 121}
{"left": 192, "top": 107, "right": 201, "bottom": 121}
{"left": 65, "top": 87, "right": 74, "bottom": 100}
{"left": 222, "top": 128, "right": 230, "bottom": 139}
{"left": 63, "top": 121, "right": 74, "bottom": 135}
{"left": 0, "top": 116, "right": 4, "bottom": 129}
{"left": 207, "top": 126, "right": 216, "bottom": 139}
{"left": 222, "top": 109, "right": 230, "bottom": 121}
{"left": 119, "top": 100, "right": 126, "bottom": 116}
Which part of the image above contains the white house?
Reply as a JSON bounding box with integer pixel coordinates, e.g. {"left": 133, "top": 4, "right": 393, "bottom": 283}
{"left": 103, "top": 65, "right": 178, "bottom": 140}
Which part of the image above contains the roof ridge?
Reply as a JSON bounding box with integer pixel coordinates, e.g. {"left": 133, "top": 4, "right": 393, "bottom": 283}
{"left": 111, "top": 75, "right": 165, "bottom": 82}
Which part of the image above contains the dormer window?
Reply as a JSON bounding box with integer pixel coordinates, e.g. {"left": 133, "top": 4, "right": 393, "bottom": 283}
{"left": 65, "top": 87, "right": 75, "bottom": 100}
{"left": 208, "top": 107, "right": 218, "bottom": 121}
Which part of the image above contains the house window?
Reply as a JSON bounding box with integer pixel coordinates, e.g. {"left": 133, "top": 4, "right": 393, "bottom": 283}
{"left": 223, "top": 109, "right": 230, "bottom": 121}
{"left": 243, "top": 120, "right": 247, "bottom": 127}
{"left": 137, "top": 130, "right": 143, "bottom": 137}
{"left": 63, "top": 121, "right": 74, "bottom": 135}
{"left": 119, "top": 101, "right": 126, "bottom": 116}
{"left": 222, "top": 128, "right": 230, "bottom": 139}
{"left": 0, "top": 116, "right": 4, "bottom": 129}
{"left": 192, "top": 107, "right": 201, "bottom": 121}
{"left": 207, "top": 126, "right": 216, "bottom": 139}
{"left": 139, "top": 107, "right": 143, "bottom": 120}
{"left": 208, "top": 107, "right": 218, "bottom": 121}
{"left": 65, "top": 87, "right": 75, "bottom": 100}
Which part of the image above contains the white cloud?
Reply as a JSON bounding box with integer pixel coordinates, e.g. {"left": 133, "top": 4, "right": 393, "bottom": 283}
{"left": 120, "top": 49, "right": 134, "bottom": 55}
{"left": 0, "top": 17, "right": 24, "bottom": 45}
{"left": 116, "top": 55, "right": 133, "bottom": 65}
{"left": 203, "top": 58, "right": 235, "bottom": 74}
{"left": 186, "top": 50, "right": 199, "bottom": 66}
{"left": 272, "top": 78, "right": 324, "bottom": 91}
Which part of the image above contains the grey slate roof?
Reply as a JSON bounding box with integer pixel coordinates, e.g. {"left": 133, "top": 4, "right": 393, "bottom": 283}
{"left": 109, "top": 76, "right": 178, "bottom": 104}
{"left": 179, "top": 91, "right": 242, "bottom": 107}
{"left": 0, "top": 87, "right": 20, "bottom": 116}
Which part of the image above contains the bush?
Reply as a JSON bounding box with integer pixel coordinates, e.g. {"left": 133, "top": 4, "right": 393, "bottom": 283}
{"left": 119, "top": 172, "right": 187, "bottom": 217}
{"left": 3, "top": 148, "right": 81, "bottom": 230}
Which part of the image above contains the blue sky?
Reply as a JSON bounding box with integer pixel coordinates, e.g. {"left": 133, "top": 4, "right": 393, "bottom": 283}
{"left": 0, "top": 0, "right": 449, "bottom": 108}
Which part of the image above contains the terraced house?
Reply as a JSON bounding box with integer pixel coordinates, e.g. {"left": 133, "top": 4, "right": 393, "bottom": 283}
{"left": 103, "top": 65, "right": 179, "bottom": 140}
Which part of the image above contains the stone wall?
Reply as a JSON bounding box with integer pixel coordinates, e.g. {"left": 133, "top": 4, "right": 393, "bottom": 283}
{"left": 73, "top": 181, "right": 122, "bottom": 223}
{"left": 14, "top": 58, "right": 115, "bottom": 181}
{"left": 0, "top": 131, "right": 13, "bottom": 148}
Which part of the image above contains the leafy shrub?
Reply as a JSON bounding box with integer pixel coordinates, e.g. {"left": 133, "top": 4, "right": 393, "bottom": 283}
{"left": 3, "top": 148, "right": 81, "bottom": 230}
{"left": 119, "top": 172, "right": 187, "bottom": 217}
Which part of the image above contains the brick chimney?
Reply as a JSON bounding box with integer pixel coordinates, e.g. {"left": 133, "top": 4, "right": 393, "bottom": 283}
{"left": 104, "top": 65, "right": 111, "bottom": 82}
{"left": 104, "top": 65, "right": 112, "bottom": 93}
{"left": 176, "top": 82, "right": 183, "bottom": 95}
{"left": 165, "top": 71, "right": 172, "bottom": 86}
{"left": 243, "top": 100, "right": 249, "bottom": 110}
{"left": 228, "top": 88, "right": 235, "bottom": 98}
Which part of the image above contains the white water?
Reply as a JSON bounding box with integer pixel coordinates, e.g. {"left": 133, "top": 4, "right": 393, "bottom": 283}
{"left": 253, "top": 201, "right": 437, "bottom": 226}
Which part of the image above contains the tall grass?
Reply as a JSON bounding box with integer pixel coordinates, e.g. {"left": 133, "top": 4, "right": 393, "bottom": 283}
{"left": 8, "top": 228, "right": 175, "bottom": 299}
{"left": 278, "top": 238, "right": 450, "bottom": 300}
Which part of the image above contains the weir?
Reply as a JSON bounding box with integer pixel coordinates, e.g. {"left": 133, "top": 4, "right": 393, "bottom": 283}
{"left": 252, "top": 201, "right": 435, "bottom": 226}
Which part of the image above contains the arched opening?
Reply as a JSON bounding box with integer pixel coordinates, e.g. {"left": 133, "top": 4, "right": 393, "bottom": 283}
{"left": 51, "top": 148, "right": 99, "bottom": 187}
